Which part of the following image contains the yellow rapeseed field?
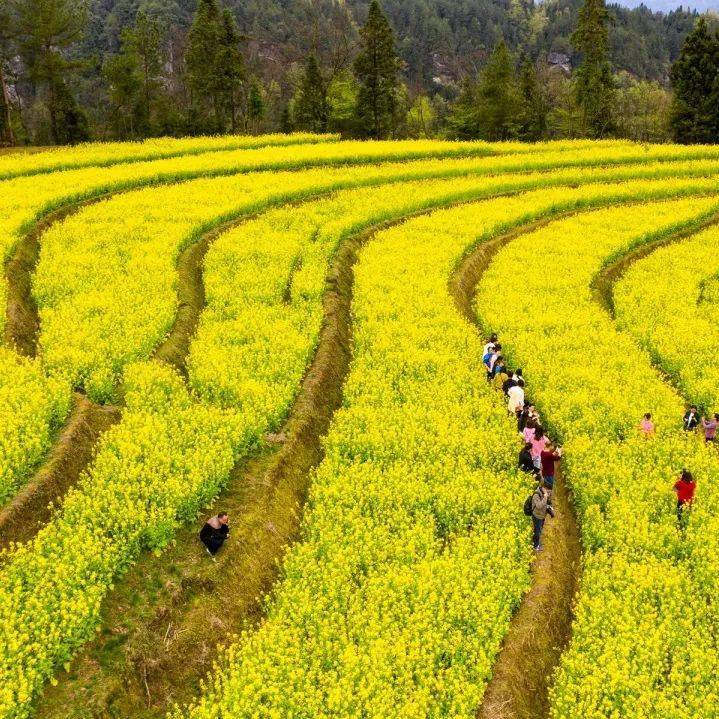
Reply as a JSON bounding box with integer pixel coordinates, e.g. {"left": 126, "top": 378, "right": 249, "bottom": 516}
{"left": 3, "top": 137, "right": 719, "bottom": 719}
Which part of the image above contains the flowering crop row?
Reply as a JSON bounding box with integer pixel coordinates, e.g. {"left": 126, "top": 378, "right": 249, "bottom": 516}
{"left": 174, "top": 178, "right": 719, "bottom": 719}
{"left": 9, "top": 149, "right": 718, "bottom": 519}
{"left": 5, "top": 157, "right": 700, "bottom": 719}
{"left": 1, "top": 138, "right": 513, "bottom": 336}
{"left": 0, "top": 133, "right": 336, "bottom": 180}
{"left": 614, "top": 224, "right": 719, "bottom": 412}
{"left": 1, "top": 142, "right": 564, "bottom": 507}
{"left": 7, "top": 143, "right": 719, "bottom": 718}
{"left": 187, "top": 162, "right": 719, "bottom": 411}
{"left": 0, "top": 164, "right": 584, "bottom": 718}
{"left": 35, "top": 154, "right": 719, "bottom": 404}
{"left": 0, "top": 350, "right": 70, "bottom": 506}
{"left": 476, "top": 198, "right": 719, "bottom": 717}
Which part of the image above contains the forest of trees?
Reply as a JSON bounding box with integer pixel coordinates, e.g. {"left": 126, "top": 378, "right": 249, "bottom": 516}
{"left": 0, "top": 0, "right": 718, "bottom": 145}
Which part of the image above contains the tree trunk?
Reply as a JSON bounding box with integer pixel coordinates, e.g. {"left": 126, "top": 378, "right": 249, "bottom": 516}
{"left": 0, "top": 62, "right": 15, "bottom": 146}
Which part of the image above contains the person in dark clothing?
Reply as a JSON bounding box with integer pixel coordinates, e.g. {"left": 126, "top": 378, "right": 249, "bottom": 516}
{"left": 531, "top": 481, "right": 555, "bottom": 551}
{"left": 503, "top": 374, "right": 517, "bottom": 396}
{"left": 518, "top": 442, "right": 539, "bottom": 478}
{"left": 200, "top": 512, "right": 230, "bottom": 556}
{"left": 683, "top": 406, "right": 700, "bottom": 432}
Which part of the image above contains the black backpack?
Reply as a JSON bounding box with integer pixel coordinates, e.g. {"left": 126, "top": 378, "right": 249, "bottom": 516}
{"left": 523, "top": 494, "right": 534, "bottom": 517}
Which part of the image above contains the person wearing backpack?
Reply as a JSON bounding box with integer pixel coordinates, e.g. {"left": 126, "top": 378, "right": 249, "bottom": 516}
{"left": 524, "top": 481, "right": 554, "bottom": 551}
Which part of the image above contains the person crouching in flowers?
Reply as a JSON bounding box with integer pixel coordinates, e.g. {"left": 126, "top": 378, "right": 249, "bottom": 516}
{"left": 673, "top": 470, "right": 696, "bottom": 528}
{"left": 683, "top": 405, "right": 700, "bottom": 431}
{"left": 531, "top": 480, "right": 554, "bottom": 552}
{"left": 200, "top": 512, "right": 230, "bottom": 557}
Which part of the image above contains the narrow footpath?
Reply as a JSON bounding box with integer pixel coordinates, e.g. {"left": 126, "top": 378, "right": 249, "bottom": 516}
{"left": 450, "top": 222, "right": 582, "bottom": 719}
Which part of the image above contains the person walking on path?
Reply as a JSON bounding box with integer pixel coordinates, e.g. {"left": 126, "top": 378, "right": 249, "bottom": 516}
{"left": 518, "top": 442, "right": 539, "bottom": 478}
{"left": 507, "top": 379, "right": 525, "bottom": 414}
{"left": 529, "top": 426, "right": 549, "bottom": 471}
{"left": 483, "top": 334, "right": 498, "bottom": 359}
{"left": 200, "top": 512, "right": 230, "bottom": 557}
{"left": 483, "top": 343, "right": 501, "bottom": 380}
{"left": 702, "top": 413, "right": 718, "bottom": 443}
{"left": 673, "top": 470, "right": 696, "bottom": 527}
{"left": 531, "top": 481, "right": 554, "bottom": 551}
{"left": 639, "top": 412, "right": 655, "bottom": 437}
{"left": 683, "top": 406, "right": 700, "bottom": 432}
{"left": 517, "top": 405, "right": 539, "bottom": 434}
{"left": 540, "top": 442, "right": 562, "bottom": 493}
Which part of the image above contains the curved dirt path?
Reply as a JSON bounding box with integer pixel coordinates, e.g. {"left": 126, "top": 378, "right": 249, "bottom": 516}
{"left": 36, "top": 213, "right": 423, "bottom": 717}
{"left": 591, "top": 210, "right": 719, "bottom": 318}
{"left": 449, "top": 220, "right": 582, "bottom": 719}
{"left": 0, "top": 394, "right": 120, "bottom": 551}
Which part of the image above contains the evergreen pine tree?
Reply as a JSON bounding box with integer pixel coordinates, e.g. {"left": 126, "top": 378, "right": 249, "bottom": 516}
{"left": 185, "top": 0, "right": 224, "bottom": 132}
{"left": 295, "top": 52, "right": 328, "bottom": 133}
{"left": 449, "top": 77, "right": 481, "bottom": 139}
{"left": 669, "top": 18, "right": 719, "bottom": 144}
{"left": 517, "top": 60, "right": 547, "bottom": 140}
{"left": 572, "top": 0, "right": 615, "bottom": 138}
{"left": 475, "top": 40, "right": 521, "bottom": 140}
{"left": 11, "top": 0, "right": 89, "bottom": 144}
{"left": 354, "top": 0, "right": 400, "bottom": 139}
{"left": 247, "top": 78, "right": 265, "bottom": 133}
{"left": 133, "top": 11, "right": 163, "bottom": 133}
{"left": 216, "top": 8, "right": 246, "bottom": 132}
{"left": 104, "top": 28, "right": 142, "bottom": 137}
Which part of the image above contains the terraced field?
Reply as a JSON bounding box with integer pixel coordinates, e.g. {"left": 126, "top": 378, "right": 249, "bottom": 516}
{"left": 2, "top": 135, "right": 719, "bottom": 719}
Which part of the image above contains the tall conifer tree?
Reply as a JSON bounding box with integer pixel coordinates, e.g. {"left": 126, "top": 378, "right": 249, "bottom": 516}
{"left": 475, "top": 40, "right": 521, "bottom": 140}
{"left": 185, "top": 0, "right": 224, "bottom": 131}
{"left": 572, "top": 0, "right": 615, "bottom": 137}
{"left": 295, "top": 51, "right": 328, "bottom": 133}
{"left": 216, "top": 8, "right": 245, "bottom": 132}
{"left": 354, "top": 0, "right": 399, "bottom": 139}
{"left": 11, "top": 0, "right": 89, "bottom": 144}
{"left": 670, "top": 18, "right": 719, "bottom": 144}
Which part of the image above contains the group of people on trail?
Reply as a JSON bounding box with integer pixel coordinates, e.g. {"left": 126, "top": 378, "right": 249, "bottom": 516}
{"left": 484, "top": 334, "right": 561, "bottom": 552}
{"left": 487, "top": 327, "right": 712, "bottom": 551}
{"left": 638, "top": 404, "right": 718, "bottom": 527}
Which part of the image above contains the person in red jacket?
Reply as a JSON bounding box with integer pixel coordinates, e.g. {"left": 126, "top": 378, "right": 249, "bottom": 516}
{"left": 673, "top": 469, "right": 696, "bottom": 527}
{"left": 540, "top": 442, "right": 562, "bottom": 494}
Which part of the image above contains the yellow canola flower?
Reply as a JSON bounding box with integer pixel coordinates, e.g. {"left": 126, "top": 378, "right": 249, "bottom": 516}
{"left": 0, "top": 348, "right": 71, "bottom": 507}
{"left": 0, "top": 132, "right": 335, "bottom": 180}
{"left": 615, "top": 225, "right": 719, "bottom": 412}
{"left": 175, "top": 179, "right": 719, "bottom": 719}
{"left": 8, "top": 142, "right": 719, "bottom": 716}
{"left": 36, "top": 153, "right": 719, "bottom": 403}
{"left": 475, "top": 198, "right": 719, "bottom": 717}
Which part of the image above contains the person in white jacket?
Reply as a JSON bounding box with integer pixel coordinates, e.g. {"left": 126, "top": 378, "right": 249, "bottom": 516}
{"left": 507, "top": 379, "right": 525, "bottom": 414}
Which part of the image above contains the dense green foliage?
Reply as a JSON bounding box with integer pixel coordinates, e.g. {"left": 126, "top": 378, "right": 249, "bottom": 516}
{"left": 669, "top": 18, "right": 719, "bottom": 142}
{"left": 572, "top": 0, "right": 616, "bottom": 136}
{"left": 0, "top": 0, "right": 715, "bottom": 144}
